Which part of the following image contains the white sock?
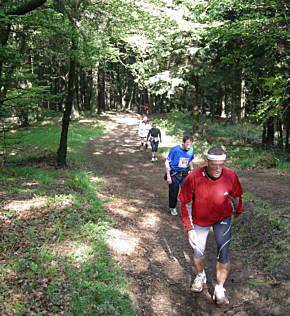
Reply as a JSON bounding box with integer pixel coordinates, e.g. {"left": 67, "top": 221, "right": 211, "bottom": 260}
{"left": 215, "top": 284, "right": 224, "bottom": 291}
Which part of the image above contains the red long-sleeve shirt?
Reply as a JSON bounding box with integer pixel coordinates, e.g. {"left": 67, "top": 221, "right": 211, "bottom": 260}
{"left": 179, "top": 166, "right": 243, "bottom": 229}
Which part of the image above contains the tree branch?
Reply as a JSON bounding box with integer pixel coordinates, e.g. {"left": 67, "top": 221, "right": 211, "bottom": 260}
{"left": 7, "top": 0, "right": 47, "bottom": 16}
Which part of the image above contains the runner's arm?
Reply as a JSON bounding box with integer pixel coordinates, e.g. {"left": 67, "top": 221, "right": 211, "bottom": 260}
{"left": 229, "top": 195, "right": 242, "bottom": 217}
{"left": 181, "top": 201, "right": 194, "bottom": 231}
{"left": 179, "top": 175, "right": 195, "bottom": 231}
{"left": 230, "top": 174, "right": 243, "bottom": 215}
{"left": 189, "top": 160, "right": 194, "bottom": 171}
{"left": 165, "top": 159, "right": 172, "bottom": 184}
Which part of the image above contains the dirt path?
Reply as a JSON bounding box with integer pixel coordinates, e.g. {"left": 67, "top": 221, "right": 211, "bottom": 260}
{"left": 84, "top": 113, "right": 289, "bottom": 316}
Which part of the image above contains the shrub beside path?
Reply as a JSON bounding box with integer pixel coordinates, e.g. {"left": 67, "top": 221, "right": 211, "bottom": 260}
{"left": 84, "top": 113, "right": 289, "bottom": 316}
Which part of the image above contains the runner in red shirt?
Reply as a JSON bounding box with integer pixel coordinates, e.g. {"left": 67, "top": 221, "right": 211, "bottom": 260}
{"left": 144, "top": 104, "right": 150, "bottom": 115}
{"left": 179, "top": 146, "right": 243, "bottom": 305}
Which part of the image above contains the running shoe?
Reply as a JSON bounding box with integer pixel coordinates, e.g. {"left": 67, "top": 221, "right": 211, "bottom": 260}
{"left": 170, "top": 208, "right": 178, "bottom": 216}
{"left": 191, "top": 271, "right": 206, "bottom": 292}
{"left": 213, "top": 285, "right": 229, "bottom": 305}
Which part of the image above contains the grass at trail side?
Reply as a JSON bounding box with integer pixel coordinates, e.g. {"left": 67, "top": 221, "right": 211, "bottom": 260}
{"left": 0, "top": 118, "right": 135, "bottom": 315}
{"left": 231, "top": 192, "right": 289, "bottom": 311}
{"left": 232, "top": 192, "right": 290, "bottom": 279}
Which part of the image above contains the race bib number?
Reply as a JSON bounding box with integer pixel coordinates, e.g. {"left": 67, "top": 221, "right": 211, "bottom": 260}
{"left": 178, "top": 157, "right": 189, "bottom": 168}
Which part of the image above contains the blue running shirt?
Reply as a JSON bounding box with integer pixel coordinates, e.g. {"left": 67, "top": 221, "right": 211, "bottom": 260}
{"left": 166, "top": 145, "right": 194, "bottom": 172}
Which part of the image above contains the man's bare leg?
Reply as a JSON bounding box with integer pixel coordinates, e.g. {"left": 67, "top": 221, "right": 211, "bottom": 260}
{"left": 193, "top": 256, "right": 205, "bottom": 273}
{"left": 191, "top": 256, "right": 206, "bottom": 292}
{"left": 214, "top": 262, "right": 230, "bottom": 304}
{"left": 216, "top": 262, "right": 230, "bottom": 286}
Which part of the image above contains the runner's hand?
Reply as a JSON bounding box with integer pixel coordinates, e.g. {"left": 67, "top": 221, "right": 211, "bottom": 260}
{"left": 188, "top": 229, "right": 197, "bottom": 249}
{"left": 166, "top": 175, "right": 172, "bottom": 184}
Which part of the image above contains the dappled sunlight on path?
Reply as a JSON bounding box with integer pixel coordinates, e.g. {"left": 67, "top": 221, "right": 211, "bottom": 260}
{"left": 84, "top": 113, "right": 224, "bottom": 315}
{"left": 84, "top": 113, "right": 289, "bottom": 316}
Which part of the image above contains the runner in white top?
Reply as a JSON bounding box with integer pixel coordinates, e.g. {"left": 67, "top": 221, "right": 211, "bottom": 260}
{"left": 138, "top": 116, "right": 151, "bottom": 151}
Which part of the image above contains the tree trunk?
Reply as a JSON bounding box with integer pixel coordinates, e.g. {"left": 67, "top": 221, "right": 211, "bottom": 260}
{"left": 240, "top": 72, "right": 246, "bottom": 121}
{"left": 97, "top": 68, "right": 105, "bottom": 114}
{"left": 221, "top": 93, "right": 226, "bottom": 118}
{"left": 262, "top": 124, "right": 267, "bottom": 146}
{"left": 230, "top": 90, "right": 237, "bottom": 125}
{"left": 277, "top": 118, "right": 283, "bottom": 150}
{"left": 263, "top": 116, "right": 274, "bottom": 147}
{"left": 285, "top": 118, "right": 289, "bottom": 153}
{"left": 192, "top": 78, "right": 199, "bottom": 136}
{"left": 90, "top": 67, "right": 98, "bottom": 115}
{"left": 57, "top": 52, "right": 76, "bottom": 167}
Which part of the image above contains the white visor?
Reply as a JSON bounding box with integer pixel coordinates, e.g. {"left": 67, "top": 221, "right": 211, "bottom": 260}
{"left": 206, "top": 154, "right": 226, "bottom": 161}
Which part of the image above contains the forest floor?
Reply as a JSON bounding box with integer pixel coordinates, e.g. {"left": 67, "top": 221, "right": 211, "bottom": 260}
{"left": 84, "top": 112, "right": 289, "bottom": 316}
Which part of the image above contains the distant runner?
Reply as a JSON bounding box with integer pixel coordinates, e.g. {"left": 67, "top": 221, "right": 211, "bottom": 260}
{"left": 144, "top": 104, "right": 150, "bottom": 115}
{"left": 164, "top": 136, "right": 194, "bottom": 216}
{"left": 179, "top": 146, "right": 243, "bottom": 305}
{"left": 138, "top": 116, "right": 151, "bottom": 151}
{"left": 147, "top": 123, "right": 162, "bottom": 162}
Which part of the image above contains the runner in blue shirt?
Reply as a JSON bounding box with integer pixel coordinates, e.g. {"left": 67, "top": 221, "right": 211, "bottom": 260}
{"left": 164, "top": 136, "right": 194, "bottom": 216}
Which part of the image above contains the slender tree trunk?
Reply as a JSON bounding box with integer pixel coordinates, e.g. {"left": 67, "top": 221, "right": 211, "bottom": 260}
{"left": 84, "top": 70, "right": 92, "bottom": 111}
{"left": 90, "top": 67, "right": 98, "bottom": 115}
{"left": 277, "top": 118, "right": 283, "bottom": 149}
{"left": 57, "top": 50, "right": 76, "bottom": 167}
{"left": 286, "top": 120, "right": 289, "bottom": 153}
{"left": 240, "top": 71, "right": 246, "bottom": 121}
{"left": 265, "top": 116, "right": 274, "bottom": 147}
{"left": 231, "top": 90, "right": 237, "bottom": 125}
{"left": 192, "top": 78, "right": 199, "bottom": 136}
{"left": 97, "top": 68, "right": 105, "bottom": 114}
{"left": 210, "top": 100, "right": 214, "bottom": 123}
{"left": 125, "top": 78, "right": 134, "bottom": 110}
{"left": 221, "top": 93, "right": 226, "bottom": 118}
{"left": 262, "top": 124, "right": 267, "bottom": 147}
{"left": 116, "top": 67, "right": 122, "bottom": 109}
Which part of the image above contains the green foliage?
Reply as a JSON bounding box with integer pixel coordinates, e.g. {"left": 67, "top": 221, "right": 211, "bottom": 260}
{"left": 206, "top": 121, "right": 262, "bottom": 144}
{"left": 228, "top": 146, "right": 276, "bottom": 169}
{"left": 156, "top": 110, "right": 288, "bottom": 169}
{"left": 275, "top": 160, "right": 290, "bottom": 171}
{"left": 253, "top": 76, "right": 289, "bottom": 124}
{"left": 155, "top": 109, "right": 192, "bottom": 138}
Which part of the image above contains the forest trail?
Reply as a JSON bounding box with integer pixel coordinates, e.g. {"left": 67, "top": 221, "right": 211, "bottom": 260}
{"left": 84, "top": 113, "right": 289, "bottom": 316}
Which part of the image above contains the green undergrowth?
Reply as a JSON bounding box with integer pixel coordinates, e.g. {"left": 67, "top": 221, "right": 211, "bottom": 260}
{"left": 231, "top": 192, "right": 290, "bottom": 280}
{"left": 0, "top": 119, "right": 135, "bottom": 315}
{"left": 155, "top": 110, "right": 289, "bottom": 170}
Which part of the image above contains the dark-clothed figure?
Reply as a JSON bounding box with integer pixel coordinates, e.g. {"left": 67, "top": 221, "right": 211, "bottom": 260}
{"left": 147, "top": 123, "right": 161, "bottom": 162}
